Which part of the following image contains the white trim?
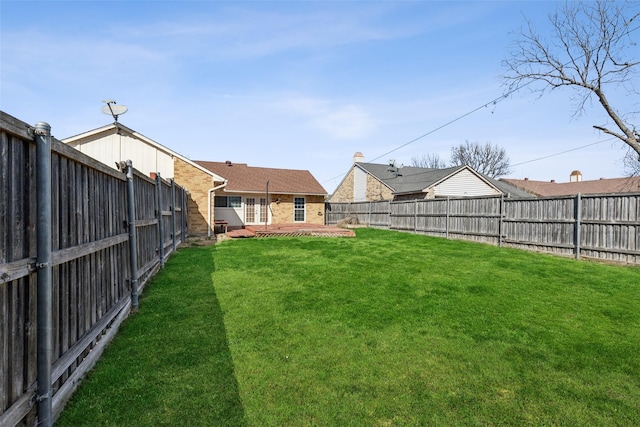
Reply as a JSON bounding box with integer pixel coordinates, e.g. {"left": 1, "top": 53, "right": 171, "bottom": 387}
{"left": 221, "top": 189, "right": 326, "bottom": 196}
{"left": 293, "top": 196, "right": 306, "bottom": 223}
{"left": 208, "top": 180, "right": 228, "bottom": 237}
{"left": 62, "top": 123, "right": 226, "bottom": 182}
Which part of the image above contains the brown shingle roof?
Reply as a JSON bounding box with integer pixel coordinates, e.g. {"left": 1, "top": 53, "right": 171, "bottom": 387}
{"left": 195, "top": 161, "right": 327, "bottom": 195}
{"left": 499, "top": 176, "right": 640, "bottom": 197}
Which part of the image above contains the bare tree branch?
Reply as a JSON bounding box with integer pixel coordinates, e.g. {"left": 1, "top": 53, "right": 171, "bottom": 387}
{"left": 503, "top": 0, "right": 640, "bottom": 171}
{"left": 449, "top": 141, "right": 512, "bottom": 178}
{"left": 411, "top": 154, "right": 447, "bottom": 169}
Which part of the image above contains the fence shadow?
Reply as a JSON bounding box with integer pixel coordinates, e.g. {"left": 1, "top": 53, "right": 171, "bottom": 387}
{"left": 201, "top": 245, "right": 247, "bottom": 426}
{"left": 55, "top": 245, "right": 247, "bottom": 425}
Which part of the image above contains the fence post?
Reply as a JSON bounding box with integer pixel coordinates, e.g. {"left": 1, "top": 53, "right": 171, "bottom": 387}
{"left": 388, "top": 201, "right": 392, "bottom": 229}
{"left": 181, "top": 187, "right": 187, "bottom": 243}
{"left": 369, "top": 201, "right": 372, "bottom": 226}
{"left": 498, "top": 194, "right": 504, "bottom": 247}
{"left": 156, "top": 173, "right": 165, "bottom": 268}
{"left": 575, "top": 193, "right": 582, "bottom": 260}
{"left": 34, "top": 121, "right": 53, "bottom": 427}
{"left": 446, "top": 197, "right": 450, "bottom": 239}
{"left": 414, "top": 200, "right": 418, "bottom": 234}
{"left": 171, "top": 179, "right": 177, "bottom": 252}
{"left": 124, "top": 160, "right": 139, "bottom": 309}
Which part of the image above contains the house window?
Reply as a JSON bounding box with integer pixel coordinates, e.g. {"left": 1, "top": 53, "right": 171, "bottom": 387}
{"left": 259, "top": 198, "right": 268, "bottom": 223}
{"left": 294, "top": 197, "right": 305, "bottom": 222}
{"left": 246, "top": 198, "right": 256, "bottom": 223}
{"left": 215, "top": 196, "right": 241, "bottom": 208}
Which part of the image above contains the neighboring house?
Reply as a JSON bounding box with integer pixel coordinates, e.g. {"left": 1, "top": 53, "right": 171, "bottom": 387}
{"left": 62, "top": 122, "right": 226, "bottom": 235}
{"left": 329, "top": 153, "right": 530, "bottom": 203}
{"left": 500, "top": 170, "right": 640, "bottom": 197}
{"left": 195, "top": 161, "right": 328, "bottom": 228}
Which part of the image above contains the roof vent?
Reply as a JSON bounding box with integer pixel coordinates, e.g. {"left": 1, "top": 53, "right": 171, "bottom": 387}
{"left": 550, "top": 179, "right": 556, "bottom": 183}
{"left": 225, "top": 160, "right": 232, "bottom": 166}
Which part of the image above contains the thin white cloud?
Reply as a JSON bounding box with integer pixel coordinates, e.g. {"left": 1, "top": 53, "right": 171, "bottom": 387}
{"left": 274, "top": 96, "right": 377, "bottom": 140}
{"left": 102, "top": 4, "right": 435, "bottom": 61}
{"left": 2, "top": 29, "right": 166, "bottom": 81}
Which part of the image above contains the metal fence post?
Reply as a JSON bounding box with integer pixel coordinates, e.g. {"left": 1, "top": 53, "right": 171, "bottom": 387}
{"left": 181, "top": 187, "right": 187, "bottom": 243}
{"left": 34, "top": 121, "right": 53, "bottom": 427}
{"left": 575, "top": 193, "right": 582, "bottom": 259}
{"left": 156, "top": 173, "right": 165, "bottom": 268}
{"left": 124, "top": 160, "right": 139, "bottom": 309}
{"left": 171, "top": 179, "right": 177, "bottom": 252}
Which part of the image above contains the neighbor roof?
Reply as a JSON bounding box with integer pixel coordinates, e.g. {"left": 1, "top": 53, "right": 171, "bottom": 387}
{"left": 356, "top": 163, "right": 531, "bottom": 198}
{"left": 356, "top": 163, "right": 464, "bottom": 194}
{"left": 499, "top": 176, "right": 640, "bottom": 197}
{"left": 196, "top": 161, "right": 327, "bottom": 195}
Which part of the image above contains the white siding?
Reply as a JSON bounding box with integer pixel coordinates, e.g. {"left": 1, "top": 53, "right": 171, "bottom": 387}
{"left": 214, "top": 207, "right": 244, "bottom": 227}
{"left": 433, "top": 169, "right": 499, "bottom": 197}
{"left": 354, "top": 167, "right": 366, "bottom": 202}
{"left": 70, "top": 133, "right": 174, "bottom": 178}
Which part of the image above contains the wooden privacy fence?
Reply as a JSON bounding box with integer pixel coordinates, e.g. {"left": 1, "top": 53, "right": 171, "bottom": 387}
{"left": 326, "top": 193, "right": 640, "bottom": 264}
{"left": 0, "top": 112, "right": 188, "bottom": 426}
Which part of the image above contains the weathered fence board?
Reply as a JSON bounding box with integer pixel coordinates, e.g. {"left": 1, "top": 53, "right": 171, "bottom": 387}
{"left": 327, "top": 193, "right": 640, "bottom": 264}
{"left": 0, "top": 111, "right": 188, "bottom": 426}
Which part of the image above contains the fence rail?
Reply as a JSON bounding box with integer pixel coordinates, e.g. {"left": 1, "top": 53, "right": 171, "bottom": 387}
{"left": 0, "top": 111, "right": 188, "bottom": 426}
{"left": 326, "top": 193, "right": 640, "bottom": 264}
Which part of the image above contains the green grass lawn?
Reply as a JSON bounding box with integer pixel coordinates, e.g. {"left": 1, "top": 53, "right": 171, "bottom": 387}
{"left": 56, "top": 228, "right": 640, "bottom": 426}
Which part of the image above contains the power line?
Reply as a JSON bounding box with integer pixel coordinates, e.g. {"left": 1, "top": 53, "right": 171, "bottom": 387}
{"left": 322, "top": 20, "right": 639, "bottom": 186}
{"left": 368, "top": 94, "right": 511, "bottom": 164}
{"left": 510, "top": 137, "right": 617, "bottom": 167}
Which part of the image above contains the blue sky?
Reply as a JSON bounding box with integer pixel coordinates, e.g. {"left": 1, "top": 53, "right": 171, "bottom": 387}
{"left": 2, "top": 1, "right": 637, "bottom": 193}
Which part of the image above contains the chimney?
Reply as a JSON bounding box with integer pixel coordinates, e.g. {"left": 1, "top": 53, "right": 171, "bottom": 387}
{"left": 570, "top": 170, "right": 582, "bottom": 182}
{"left": 353, "top": 152, "right": 364, "bottom": 163}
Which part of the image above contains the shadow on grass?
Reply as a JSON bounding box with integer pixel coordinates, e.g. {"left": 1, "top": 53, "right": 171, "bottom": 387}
{"left": 55, "top": 245, "right": 246, "bottom": 426}
{"left": 194, "top": 245, "right": 247, "bottom": 426}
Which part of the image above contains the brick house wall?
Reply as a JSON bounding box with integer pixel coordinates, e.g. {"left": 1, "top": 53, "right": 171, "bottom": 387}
{"left": 270, "top": 194, "right": 325, "bottom": 224}
{"left": 328, "top": 169, "right": 355, "bottom": 203}
{"left": 366, "top": 174, "right": 393, "bottom": 201}
{"left": 173, "top": 157, "right": 219, "bottom": 235}
{"left": 393, "top": 188, "right": 435, "bottom": 201}
{"left": 328, "top": 168, "right": 393, "bottom": 202}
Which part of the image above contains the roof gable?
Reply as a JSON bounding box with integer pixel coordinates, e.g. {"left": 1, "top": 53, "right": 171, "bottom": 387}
{"left": 356, "top": 163, "right": 466, "bottom": 194}
{"left": 196, "top": 161, "right": 327, "bottom": 195}
{"left": 62, "top": 123, "right": 225, "bottom": 182}
{"left": 357, "top": 163, "right": 516, "bottom": 194}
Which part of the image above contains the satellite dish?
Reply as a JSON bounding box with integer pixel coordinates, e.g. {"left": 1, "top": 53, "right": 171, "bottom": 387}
{"left": 102, "top": 100, "right": 128, "bottom": 122}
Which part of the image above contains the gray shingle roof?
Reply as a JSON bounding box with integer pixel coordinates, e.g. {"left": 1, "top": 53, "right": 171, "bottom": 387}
{"left": 356, "top": 163, "right": 464, "bottom": 194}
{"left": 357, "top": 163, "right": 532, "bottom": 198}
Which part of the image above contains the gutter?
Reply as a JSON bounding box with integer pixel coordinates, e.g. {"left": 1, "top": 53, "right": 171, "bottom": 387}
{"left": 208, "top": 180, "right": 228, "bottom": 238}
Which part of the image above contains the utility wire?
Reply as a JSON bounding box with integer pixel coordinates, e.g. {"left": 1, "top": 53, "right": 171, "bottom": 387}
{"left": 510, "top": 137, "right": 617, "bottom": 167}
{"left": 322, "top": 20, "right": 640, "bottom": 186}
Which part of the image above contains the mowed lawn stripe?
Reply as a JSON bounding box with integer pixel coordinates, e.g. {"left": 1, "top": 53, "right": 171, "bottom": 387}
{"left": 58, "top": 228, "right": 640, "bottom": 426}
